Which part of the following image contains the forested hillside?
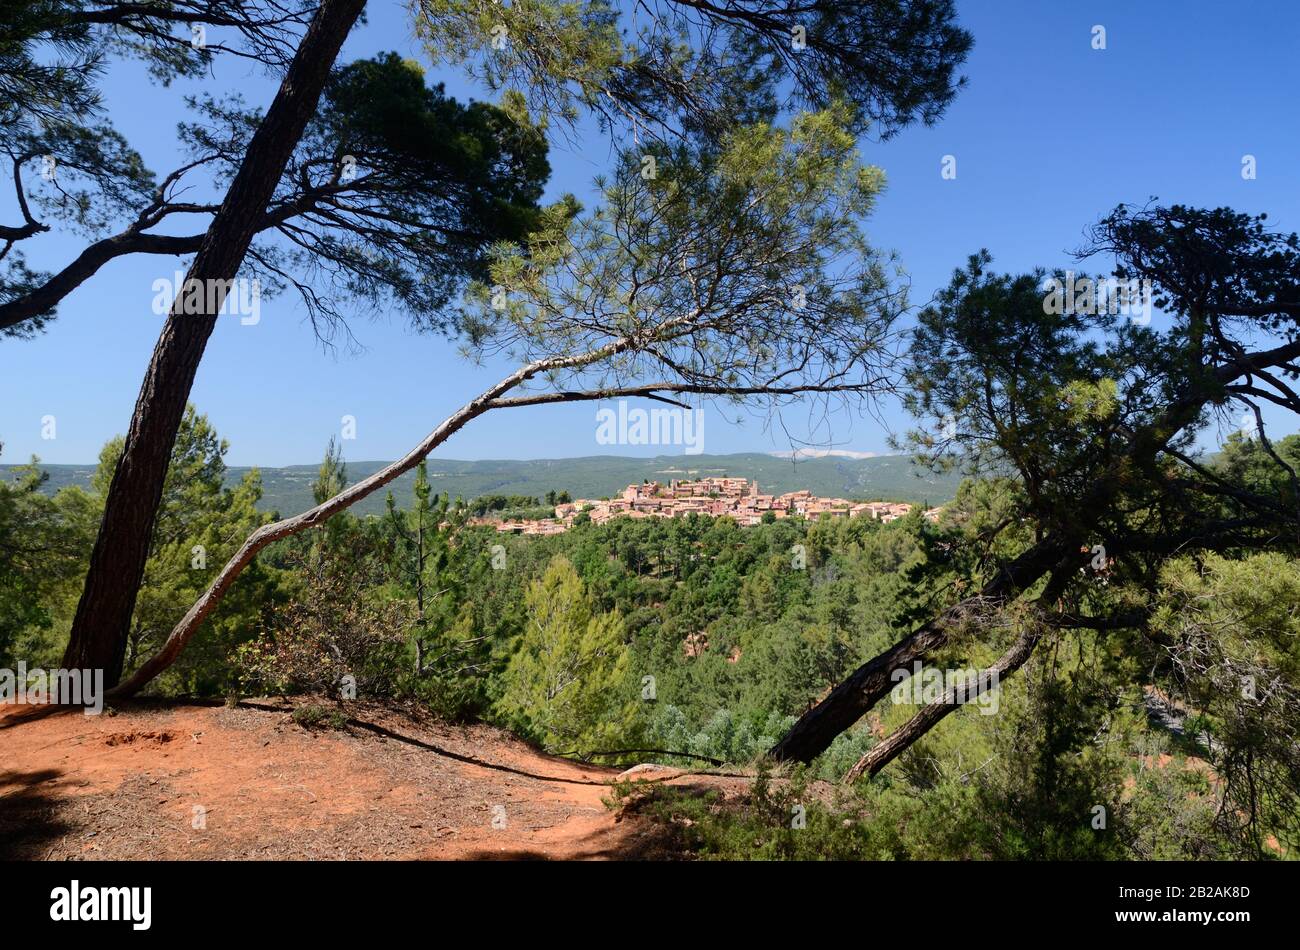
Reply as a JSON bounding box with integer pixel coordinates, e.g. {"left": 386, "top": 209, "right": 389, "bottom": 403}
{"left": 1, "top": 452, "right": 963, "bottom": 516}
{"left": 5, "top": 416, "right": 1297, "bottom": 859}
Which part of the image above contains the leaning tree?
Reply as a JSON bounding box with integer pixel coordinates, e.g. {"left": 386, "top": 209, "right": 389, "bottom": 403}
{"left": 6, "top": 3, "right": 562, "bottom": 685}
{"left": 4, "top": 0, "right": 972, "bottom": 689}
{"left": 770, "top": 205, "right": 1300, "bottom": 786}
{"left": 7, "top": 1, "right": 551, "bottom": 683}
{"left": 106, "top": 105, "right": 909, "bottom": 696}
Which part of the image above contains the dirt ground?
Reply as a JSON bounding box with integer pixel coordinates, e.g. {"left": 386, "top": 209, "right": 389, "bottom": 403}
{"left": 0, "top": 698, "right": 750, "bottom": 860}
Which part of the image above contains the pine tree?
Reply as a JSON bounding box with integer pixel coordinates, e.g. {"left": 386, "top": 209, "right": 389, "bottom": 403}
{"left": 89, "top": 406, "right": 273, "bottom": 691}
{"left": 312, "top": 437, "right": 348, "bottom": 505}
{"left": 385, "top": 460, "right": 463, "bottom": 673}
{"left": 497, "top": 556, "right": 639, "bottom": 751}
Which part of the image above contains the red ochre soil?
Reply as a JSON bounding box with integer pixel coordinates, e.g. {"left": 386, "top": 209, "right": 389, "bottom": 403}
{"left": 0, "top": 698, "right": 750, "bottom": 860}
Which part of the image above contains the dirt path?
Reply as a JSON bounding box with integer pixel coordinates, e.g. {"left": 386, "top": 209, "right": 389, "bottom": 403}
{"left": 0, "top": 699, "right": 745, "bottom": 860}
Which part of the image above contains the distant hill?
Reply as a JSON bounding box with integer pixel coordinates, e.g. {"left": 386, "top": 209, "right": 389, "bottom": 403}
{"left": 2, "top": 453, "right": 965, "bottom": 518}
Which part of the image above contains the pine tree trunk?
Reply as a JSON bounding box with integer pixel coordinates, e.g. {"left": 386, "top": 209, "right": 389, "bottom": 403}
{"left": 768, "top": 536, "right": 1068, "bottom": 763}
{"left": 842, "top": 627, "right": 1041, "bottom": 782}
{"left": 61, "top": 0, "right": 367, "bottom": 687}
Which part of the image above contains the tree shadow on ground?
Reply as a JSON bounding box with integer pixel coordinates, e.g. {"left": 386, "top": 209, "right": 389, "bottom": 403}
{"left": 0, "top": 768, "right": 71, "bottom": 860}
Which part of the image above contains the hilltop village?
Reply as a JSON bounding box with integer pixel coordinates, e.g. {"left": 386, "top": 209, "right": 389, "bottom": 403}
{"left": 481, "top": 477, "right": 940, "bottom": 536}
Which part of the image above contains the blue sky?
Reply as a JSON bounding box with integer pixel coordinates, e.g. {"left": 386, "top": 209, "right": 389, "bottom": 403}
{"left": 3, "top": 0, "right": 1298, "bottom": 466}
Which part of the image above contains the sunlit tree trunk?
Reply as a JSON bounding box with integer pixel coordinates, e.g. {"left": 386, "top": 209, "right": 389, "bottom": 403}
{"left": 62, "top": 0, "right": 368, "bottom": 686}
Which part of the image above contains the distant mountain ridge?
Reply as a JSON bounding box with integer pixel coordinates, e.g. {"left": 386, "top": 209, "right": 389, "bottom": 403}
{"left": 2, "top": 453, "right": 965, "bottom": 518}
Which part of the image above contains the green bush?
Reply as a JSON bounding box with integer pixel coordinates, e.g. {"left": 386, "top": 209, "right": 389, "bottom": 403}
{"left": 291, "top": 704, "right": 349, "bottom": 729}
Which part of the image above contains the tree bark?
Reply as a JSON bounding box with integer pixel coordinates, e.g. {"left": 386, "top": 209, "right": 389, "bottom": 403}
{"left": 767, "top": 344, "right": 1264, "bottom": 766}
{"left": 842, "top": 627, "right": 1041, "bottom": 783}
{"left": 104, "top": 343, "right": 647, "bottom": 699}
{"left": 108, "top": 398, "right": 492, "bottom": 700}
{"left": 61, "top": 0, "right": 367, "bottom": 686}
{"left": 768, "top": 535, "right": 1070, "bottom": 764}
{"left": 842, "top": 563, "right": 1077, "bottom": 782}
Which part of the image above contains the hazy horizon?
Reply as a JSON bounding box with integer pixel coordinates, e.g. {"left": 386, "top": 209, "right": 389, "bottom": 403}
{"left": 3, "top": 448, "right": 906, "bottom": 468}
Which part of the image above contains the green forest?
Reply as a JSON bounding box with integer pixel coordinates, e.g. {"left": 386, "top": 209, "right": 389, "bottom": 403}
{"left": 3, "top": 0, "right": 1300, "bottom": 888}
{"left": 5, "top": 412, "right": 1299, "bottom": 860}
